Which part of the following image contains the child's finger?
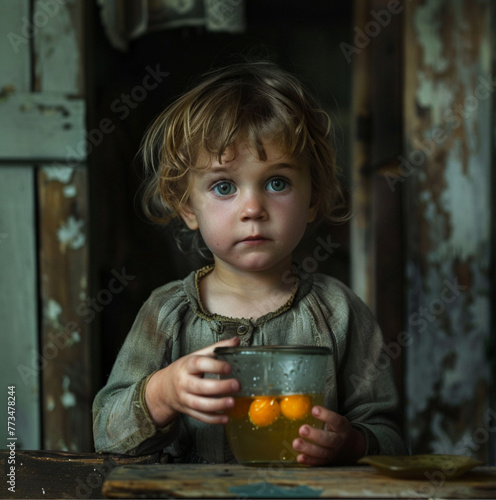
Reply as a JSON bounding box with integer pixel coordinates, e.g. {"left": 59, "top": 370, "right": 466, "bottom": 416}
{"left": 184, "top": 393, "right": 235, "bottom": 414}
{"left": 187, "top": 375, "right": 239, "bottom": 396}
{"left": 186, "top": 407, "right": 230, "bottom": 425}
{"left": 292, "top": 434, "right": 334, "bottom": 462}
{"left": 296, "top": 453, "right": 330, "bottom": 466}
{"left": 181, "top": 395, "right": 236, "bottom": 424}
{"left": 194, "top": 336, "right": 240, "bottom": 357}
{"left": 297, "top": 424, "right": 337, "bottom": 449}
{"left": 312, "top": 406, "right": 349, "bottom": 433}
{"left": 185, "top": 353, "right": 235, "bottom": 376}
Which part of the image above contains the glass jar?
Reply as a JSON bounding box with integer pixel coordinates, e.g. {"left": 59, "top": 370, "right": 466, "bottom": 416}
{"left": 214, "top": 345, "right": 331, "bottom": 465}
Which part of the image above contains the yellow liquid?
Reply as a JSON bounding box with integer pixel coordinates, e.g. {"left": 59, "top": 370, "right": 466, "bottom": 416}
{"left": 225, "top": 393, "right": 324, "bottom": 465}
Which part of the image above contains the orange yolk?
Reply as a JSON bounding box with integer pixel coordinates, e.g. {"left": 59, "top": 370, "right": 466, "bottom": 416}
{"left": 248, "top": 397, "right": 280, "bottom": 427}
{"left": 280, "top": 394, "right": 312, "bottom": 420}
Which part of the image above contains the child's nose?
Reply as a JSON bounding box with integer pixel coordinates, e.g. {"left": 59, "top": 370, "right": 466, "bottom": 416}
{"left": 240, "top": 191, "right": 268, "bottom": 221}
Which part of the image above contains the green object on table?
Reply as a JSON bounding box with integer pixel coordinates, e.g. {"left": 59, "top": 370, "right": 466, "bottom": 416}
{"left": 358, "top": 454, "right": 483, "bottom": 479}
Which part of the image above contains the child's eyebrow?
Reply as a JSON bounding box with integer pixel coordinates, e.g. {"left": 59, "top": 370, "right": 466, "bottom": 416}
{"left": 199, "top": 166, "right": 230, "bottom": 177}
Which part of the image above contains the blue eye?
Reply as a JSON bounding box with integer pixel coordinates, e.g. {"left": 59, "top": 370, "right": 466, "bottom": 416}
{"left": 266, "top": 178, "right": 289, "bottom": 192}
{"left": 212, "top": 181, "right": 236, "bottom": 196}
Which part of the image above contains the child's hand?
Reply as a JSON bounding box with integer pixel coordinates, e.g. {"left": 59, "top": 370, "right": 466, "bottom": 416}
{"left": 292, "top": 406, "right": 366, "bottom": 466}
{"left": 145, "top": 336, "right": 240, "bottom": 428}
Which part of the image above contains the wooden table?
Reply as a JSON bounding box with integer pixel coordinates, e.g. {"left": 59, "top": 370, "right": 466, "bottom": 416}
{"left": 1, "top": 451, "right": 495, "bottom": 499}
{"left": 0, "top": 450, "right": 158, "bottom": 499}
{"left": 103, "top": 463, "right": 496, "bottom": 499}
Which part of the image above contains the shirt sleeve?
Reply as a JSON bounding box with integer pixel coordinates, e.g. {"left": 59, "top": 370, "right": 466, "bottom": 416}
{"left": 92, "top": 286, "right": 182, "bottom": 455}
{"left": 336, "top": 286, "right": 407, "bottom": 456}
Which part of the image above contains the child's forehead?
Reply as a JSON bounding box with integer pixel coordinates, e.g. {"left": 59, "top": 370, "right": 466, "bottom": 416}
{"left": 194, "top": 141, "right": 301, "bottom": 171}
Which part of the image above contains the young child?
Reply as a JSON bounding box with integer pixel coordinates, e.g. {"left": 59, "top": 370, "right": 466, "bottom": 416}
{"left": 92, "top": 61, "right": 406, "bottom": 465}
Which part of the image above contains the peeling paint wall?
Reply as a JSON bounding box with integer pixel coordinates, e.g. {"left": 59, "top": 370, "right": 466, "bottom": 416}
{"left": 0, "top": 0, "right": 41, "bottom": 450}
{"left": 404, "top": 0, "right": 493, "bottom": 462}
{"left": 39, "top": 166, "right": 91, "bottom": 451}
{"left": 33, "top": 0, "right": 92, "bottom": 451}
{"left": 0, "top": 0, "right": 91, "bottom": 451}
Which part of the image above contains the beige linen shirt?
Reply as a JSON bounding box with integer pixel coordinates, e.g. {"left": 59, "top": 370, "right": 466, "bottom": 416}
{"left": 92, "top": 266, "right": 406, "bottom": 462}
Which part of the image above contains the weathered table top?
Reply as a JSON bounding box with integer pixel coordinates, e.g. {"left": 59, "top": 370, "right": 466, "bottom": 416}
{"left": 0, "top": 449, "right": 158, "bottom": 499}
{"left": 1, "top": 450, "right": 495, "bottom": 499}
{"left": 102, "top": 463, "right": 496, "bottom": 499}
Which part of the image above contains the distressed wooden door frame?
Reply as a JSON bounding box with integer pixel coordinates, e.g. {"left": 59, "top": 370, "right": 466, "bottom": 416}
{"left": 350, "top": 0, "right": 495, "bottom": 463}
{"left": 0, "top": 0, "right": 92, "bottom": 451}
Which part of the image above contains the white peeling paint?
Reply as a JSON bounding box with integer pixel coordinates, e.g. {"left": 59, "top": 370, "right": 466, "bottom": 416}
{"left": 63, "top": 184, "right": 77, "bottom": 197}
{"left": 441, "top": 331, "right": 490, "bottom": 404}
{"left": 46, "top": 396, "right": 56, "bottom": 412}
{"left": 438, "top": 141, "right": 490, "bottom": 261}
{"left": 61, "top": 375, "right": 76, "bottom": 408}
{"left": 66, "top": 329, "right": 81, "bottom": 346}
{"left": 0, "top": 92, "right": 86, "bottom": 160}
{"left": 406, "top": 257, "right": 478, "bottom": 416}
{"left": 416, "top": 74, "right": 455, "bottom": 124}
{"left": 419, "top": 190, "right": 431, "bottom": 203}
{"left": 413, "top": 0, "right": 450, "bottom": 73}
{"left": 430, "top": 412, "right": 454, "bottom": 453}
{"left": 46, "top": 299, "right": 62, "bottom": 322}
{"left": 43, "top": 166, "right": 75, "bottom": 184}
{"left": 57, "top": 216, "right": 85, "bottom": 250}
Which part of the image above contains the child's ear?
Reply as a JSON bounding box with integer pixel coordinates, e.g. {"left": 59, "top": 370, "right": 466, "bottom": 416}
{"left": 307, "top": 204, "right": 318, "bottom": 223}
{"left": 180, "top": 203, "right": 199, "bottom": 230}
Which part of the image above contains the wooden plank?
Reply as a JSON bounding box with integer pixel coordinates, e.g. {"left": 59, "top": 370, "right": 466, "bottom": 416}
{"left": 0, "top": 92, "right": 85, "bottom": 161}
{"left": 0, "top": 167, "right": 40, "bottom": 449}
{"left": 0, "top": 0, "right": 41, "bottom": 450}
{"left": 347, "top": 0, "right": 406, "bottom": 413}
{"left": 0, "top": 0, "right": 30, "bottom": 91}
{"left": 350, "top": 0, "right": 375, "bottom": 308}
{"left": 37, "top": 165, "right": 92, "bottom": 452}
{"left": 0, "top": 450, "right": 158, "bottom": 499}
{"left": 368, "top": 0, "right": 405, "bottom": 407}
{"left": 102, "top": 464, "right": 496, "bottom": 499}
{"left": 32, "top": 0, "right": 92, "bottom": 452}
{"left": 403, "top": 0, "right": 493, "bottom": 462}
{"left": 33, "top": 0, "right": 85, "bottom": 94}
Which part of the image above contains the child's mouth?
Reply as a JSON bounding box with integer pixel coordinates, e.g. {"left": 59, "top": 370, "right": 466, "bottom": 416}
{"left": 240, "top": 235, "right": 268, "bottom": 245}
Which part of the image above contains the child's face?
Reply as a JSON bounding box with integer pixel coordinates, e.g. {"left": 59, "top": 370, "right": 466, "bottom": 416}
{"left": 181, "top": 141, "right": 316, "bottom": 275}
